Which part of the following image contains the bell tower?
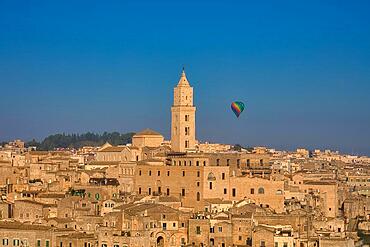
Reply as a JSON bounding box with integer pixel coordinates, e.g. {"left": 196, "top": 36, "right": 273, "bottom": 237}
{"left": 171, "top": 69, "right": 196, "bottom": 152}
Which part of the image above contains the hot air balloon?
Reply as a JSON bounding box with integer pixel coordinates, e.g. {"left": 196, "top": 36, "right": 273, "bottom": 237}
{"left": 231, "top": 101, "right": 245, "bottom": 118}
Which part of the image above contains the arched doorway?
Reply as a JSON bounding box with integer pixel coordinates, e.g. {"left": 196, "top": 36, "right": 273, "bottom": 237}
{"left": 157, "top": 236, "right": 164, "bottom": 247}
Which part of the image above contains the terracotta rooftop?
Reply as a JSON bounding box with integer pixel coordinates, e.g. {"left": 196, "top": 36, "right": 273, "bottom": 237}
{"left": 204, "top": 198, "right": 233, "bottom": 205}
{"left": 87, "top": 161, "right": 120, "bottom": 166}
{"left": 98, "top": 146, "right": 128, "bottom": 152}
{"left": 158, "top": 196, "right": 181, "bottom": 203}
{"left": 135, "top": 128, "right": 162, "bottom": 136}
{"left": 0, "top": 222, "right": 52, "bottom": 230}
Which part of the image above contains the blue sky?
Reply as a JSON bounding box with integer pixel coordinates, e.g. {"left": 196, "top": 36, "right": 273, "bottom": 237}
{"left": 0, "top": 1, "right": 370, "bottom": 155}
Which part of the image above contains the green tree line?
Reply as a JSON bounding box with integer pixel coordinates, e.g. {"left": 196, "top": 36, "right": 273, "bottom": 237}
{"left": 22, "top": 132, "right": 135, "bottom": 150}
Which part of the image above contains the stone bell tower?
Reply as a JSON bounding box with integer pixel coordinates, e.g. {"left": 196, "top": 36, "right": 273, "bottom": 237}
{"left": 171, "top": 69, "right": 196, "bottom": 152}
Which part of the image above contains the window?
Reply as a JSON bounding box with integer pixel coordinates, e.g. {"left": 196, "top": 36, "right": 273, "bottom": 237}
{"left": 237, "top": 159, "right": 240, "bottom": 168}
{"left": 218, "top": 226, "right": 222, "bottom": 232}
{"left": 250, "top": 188, "right": 255, "bottom": 194}
{"left": 173, "top": 223, "right": 176, "bottom": 227}
{"left": 138, "top": 187, "right": 141, "bottom": 194}
{"left": 260, "top": 240, "right": 266, "bottom": 247}
{"left": 216, "top": 159, "right": 220, "bottom": 166}
{"left": 185, "top": 127, "right": 190, "bottom": 136}
{"left": 226, "top": 159, "right": 230, "bottom": 166}
{"left": 60, "top": 242, "right": 63, "bottom": 247}
{"left": 185, "top": 140, "right": 189, "bottom": 148}
{"left": 185, "top": 115, "right": 189, "bottom": 121}
{"left": 13, "top": 239, "right": 20, "bottom": 246}
{"left": 182, "top": 171, "right": 185, "bottom": 177}
{"left": 157, "top": 171, "right": 160, "bottom": 176}
{"left": 275, "top": 243, "right": 278, "bottom": 247}
{"left": 232, "top": 188, "right": 236, "bottom": 197}
{"left": 283, "top": 243, "right": 288, "bottom": 247}
{"left": 37, "top": 240, "right": 41, "bottom": 247}
{"left": 197, "top": 192, "right": 200, "bottom": 201}
{"left": 163, "top": 223, "right": 167, "bottom": 230}
{"left": 196, "top": 161, "right": 199, "bottom": 166}
{"left": 209, "top": 182, "right": 213, "bottom": 190}
{"left": 196, "top": 226, "right": 201, "bottom": 234}
{"left": 222, "top": 173, "right": 225, "bottom": 180}
{"left": 258, "top": 187, "right": 265, "bottom": 194}
{"left": 247, "top": 238, "right": 252, "bottom": 246}
{"left": 203, "top": 161, "right": 206, "bottom": 166}
{"left": 166, "top": 188, "right": 170, "bottom": 195}
{"left": 260, "top": 159, "right": 264, "bottom": 165}
{"left": 239, "top": 236, "right": 242, "bottom": 241}
{"left": 148, "top": 187, "right": 151, "bottom": 195}
{"left": 149, "top": 170, "right": 152, "bottom": 176}
{"left": 181, "top": 188, "right": 186, "bottom": 196}
{"left": 2, "top": 239, "right": 8, "bottom": 246}
{"left": 167, "top": 171, "right": 170, "bottom": 176}
{"left": 224, "top": 188, "right": 227, "bottom": 194}
{"left": 210, "top": 227, "right": 214, "bottom": 233}
{"left": 197, "top": 171, "right": 200, "bottom": 177}
{"left": 46, "top": 240, "right": 50, "bottom": 247}
{"left": 113, "top": 245, "right": 119, "bottom": 247}
{"left": 197, "top": 181, "right": 200, "bottom": 187}
{"left": 247, "top": 159, "right": 250, "bottom": 166}
{"left": 158, "top": 186, "right": 161, "bottom": 194}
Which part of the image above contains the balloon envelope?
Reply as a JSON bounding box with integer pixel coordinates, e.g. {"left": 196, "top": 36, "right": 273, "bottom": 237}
{"left": 231, "top": 101, "right": 245, "bottom": 117}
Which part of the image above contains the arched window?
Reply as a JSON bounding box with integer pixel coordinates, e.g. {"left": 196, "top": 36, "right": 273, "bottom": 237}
{"left": 258, "top": 187, "right": 265, "bottom": 194}
{"left": 207, "top": 172, "right": 216, "bottom": 181}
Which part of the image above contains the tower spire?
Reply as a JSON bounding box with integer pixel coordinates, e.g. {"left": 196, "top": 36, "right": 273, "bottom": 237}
{"left": 178, "top": 67, "right": 190, "bottom": 86}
